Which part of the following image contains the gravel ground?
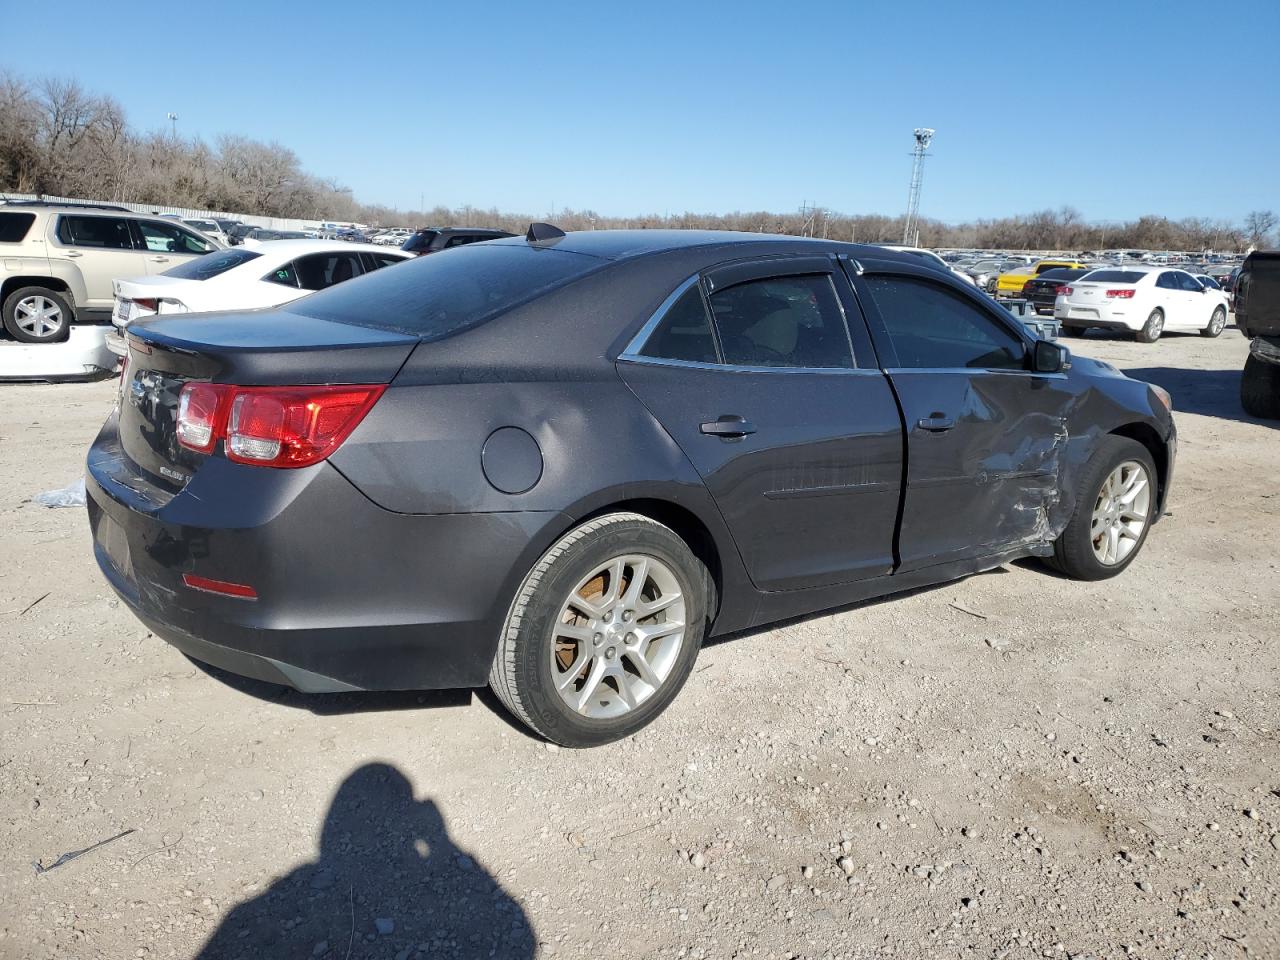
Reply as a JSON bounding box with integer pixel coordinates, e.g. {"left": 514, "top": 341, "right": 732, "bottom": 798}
{"left": 0, "top": 325, "right": 1277, "bottom": 960}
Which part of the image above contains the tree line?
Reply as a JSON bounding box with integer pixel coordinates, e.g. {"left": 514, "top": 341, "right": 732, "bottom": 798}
{"left": 1, "top": 72, "right": 1274, "bottom": 252}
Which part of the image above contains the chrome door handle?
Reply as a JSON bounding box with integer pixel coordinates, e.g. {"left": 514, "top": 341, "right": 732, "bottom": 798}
{"left": 916, "top": 416, "right": 956, "bottom": 432}
{"left": 700, "top": 415, "right": 756, "bottom": 438}
{"left": 65, "top": 251, "right": 82, "bottom": 258}
{"left": 149, "top": 256, "right": 170, "bottom": 263}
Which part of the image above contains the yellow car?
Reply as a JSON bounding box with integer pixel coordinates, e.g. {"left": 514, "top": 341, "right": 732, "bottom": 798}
{"left": 995, "top": 259, "right": 1089, "bottom": 297}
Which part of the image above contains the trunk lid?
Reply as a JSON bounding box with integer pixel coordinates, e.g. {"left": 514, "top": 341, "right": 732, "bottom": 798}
{"left": 118, "top": 310, "right": 417, "bottom": 490}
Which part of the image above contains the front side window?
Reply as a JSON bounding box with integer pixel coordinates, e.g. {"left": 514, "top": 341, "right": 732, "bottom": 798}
{"left": 57, "top": 215, "right": 133, "bottom": 249}
{"left": 137, "top": 220, "right": 214, "bottom": 254}
{"left": 708, "top": 274, "right": 854, "bottom": 369}
{"left": 638, "top": 286, "right": 719, "bottom": 364}
{"left": 863, "top": 274, "right": 1025, "bottom": 370}
{"left": 1175, "top": 272, "right": 1203, "bottom": 291}
{"left": 294, "top": 252, "right": 364, "bottom": 290}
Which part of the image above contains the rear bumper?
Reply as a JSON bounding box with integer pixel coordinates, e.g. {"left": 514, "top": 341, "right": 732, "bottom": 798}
{"left": 86, "top": 414, "right": 566, "bottom": 692}
{"left": 1054, "top": 303, "right": 1140, "bottom": 331}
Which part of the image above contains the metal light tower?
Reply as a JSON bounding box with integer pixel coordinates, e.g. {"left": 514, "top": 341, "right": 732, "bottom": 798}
{"left": 902, "top": 127, "right": 935, "bottom": 246}
{"left": 167, "top": 112, "right": 178, "bottom": 139}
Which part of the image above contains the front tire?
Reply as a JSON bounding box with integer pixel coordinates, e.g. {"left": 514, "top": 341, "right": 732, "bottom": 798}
{"left": 1062, "top": 324, "right": 1086, "bottom": 337}
{"left": 1201, "top": 306, "right": 1226, "bottom": 338}
{"left": 1241, "top": 353, "right": 1280, "bottom": 419}
{"left": 2, "top": 286, "right": 72, "bottom": 343}
{"left": 1045, "top": 436, "right": 1158, "bottom": 581}
{"left": 1135, "top": 308, "right": 1164, "bottom": 343}
{"left": 489, "top": 513, "right": 710, "bottom": 747}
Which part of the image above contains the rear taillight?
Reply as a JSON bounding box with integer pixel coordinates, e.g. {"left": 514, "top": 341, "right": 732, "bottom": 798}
{"left": 133, "top": 298, "right": 159, "bottom": 312}
{"left": 176, "top": 383, "right": 384, "bottom": 468}
{"left": 1057, "top": 285, "right": 1072, "bottom": 296}
{"left": 1106, "top": 289, "right": 1136, "bottom": 299}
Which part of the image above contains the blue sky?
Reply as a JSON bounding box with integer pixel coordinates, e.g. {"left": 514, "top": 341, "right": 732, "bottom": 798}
{"left": 3, "top": 0, "right": 1276, "bottom": 223}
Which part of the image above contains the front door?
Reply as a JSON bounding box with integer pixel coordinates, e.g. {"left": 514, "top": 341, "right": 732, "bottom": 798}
{"left": 133, "top": 219, "right": 216, "bottom": 275}
{"left": 849, "top": 263, "right": 1075, "bottom": 571}
{"left": 618, "top": 259, "right": 903, "bottom": 591}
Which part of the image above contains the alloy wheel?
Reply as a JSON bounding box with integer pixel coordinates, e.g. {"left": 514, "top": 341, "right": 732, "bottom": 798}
{"left": 14, "top": 295, "right": 64, "bottom": 338}
{"left": 1090, "top": 460, "right": 1152, "bottom": 566}
{"left": 1208, "top": 309, "right": 1225, "bottom": 336}
{"left": 550, "top": 554, "right": 686, "bottom": 719}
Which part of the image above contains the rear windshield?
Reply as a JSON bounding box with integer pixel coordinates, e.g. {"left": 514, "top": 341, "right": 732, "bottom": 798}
{"left": 401, "top": 230, "right": 439, "bottom": 253}
{"left": 0, "top": 211, "right": 36, "bottom": 242}
{"left": 288, "top": 242, "right": 603, "bottom": 339}
{"left": 1082, "top": 270, "right": 1147, "bottom": 283}
{"left": 163, "top": 248, "right": 261, "bottom": 280}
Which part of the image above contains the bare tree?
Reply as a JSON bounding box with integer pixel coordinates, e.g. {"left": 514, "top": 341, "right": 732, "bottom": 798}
{"left": 1244, "top": 210, "right": 1277, "bottom": 249}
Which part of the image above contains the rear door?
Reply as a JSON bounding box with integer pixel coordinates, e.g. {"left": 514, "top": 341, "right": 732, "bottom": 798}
{"left": 618, "top": 256, "right": 903, "bottom": 591}
{"left": 849, "top": 262, "right": 1074, "bottom": 571}
{"left": 49, "top": 214, "right": 151, "bottom": 311}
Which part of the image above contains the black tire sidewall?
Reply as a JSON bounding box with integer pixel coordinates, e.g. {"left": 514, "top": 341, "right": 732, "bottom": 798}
{"left": 1054, "top": 437, "right": 1158, "bottom": 580}
{"left": 3, "top": 286, "right": 73, "bottom": 343}
{"left": 511, "top": 520, "right": 707, "bottom": 747}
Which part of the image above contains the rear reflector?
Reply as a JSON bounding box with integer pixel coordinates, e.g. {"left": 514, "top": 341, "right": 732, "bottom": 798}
{"left": 177, "top": 382, "right": 384, "bottom": 468}
{"left": 182, "top": 573, "right": 258, "bottom": 599}
{"left": 1106, "top": 288, "right": 1136, "bottom": 299}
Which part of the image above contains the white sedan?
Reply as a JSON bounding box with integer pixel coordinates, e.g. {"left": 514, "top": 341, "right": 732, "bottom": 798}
{"left": 107, "top": 240, "right": 411, "bottom": 356}
{"left": 1054, "top": 266, "right": 1230, "bottom": 342}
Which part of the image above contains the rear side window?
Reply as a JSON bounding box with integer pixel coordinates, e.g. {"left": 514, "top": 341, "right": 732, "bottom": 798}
{"left": 288, "top": 243, "right": 603, "bottom": 339}
{"left": 370, "top": 253, "right": 408, "bottom": 270}
{"left": 295, "top": 252, "right": 364, "bottom": 290}
{"left": 863, "top": 275, "right": 1025, "bottom": 370}
{"left": 57, "top": 215, "right": 134, "bottom": 249}
{"left": 639, "top": 286, "right": 719, "bottom": 364}
{"left": 264, "top": 262, "right": 300, "bottom": 287}
{"left": 708, "top": 275, "right": 854, "bottom": 369}
{"left": 401, "top": 230, "right": 439, "bottom": 254}
{"left": 0, "top": 212, "right": 36, "bottom": 242}
{"left": 165, "top": 248, "right": 261, "bottom": 280}
{"left": 1083, "top": 270, "right": 1146, "bottom": 283}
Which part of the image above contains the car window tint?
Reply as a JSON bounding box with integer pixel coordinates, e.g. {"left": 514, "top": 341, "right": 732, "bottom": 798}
{"left": 264, "top": 261, "right": 300, "bottom": 287}
{"left": 137, "top": 220, "right": 214, "bottom": 254}
{"left": 165, "top": 248, "right": 261, "bottom": 280}
{"left": 0, "top": 212, "right": 36, "bottom": 242}
{"left": 1176, "top": 272, "right": 1202, "bottom": 291}
{"left": 372, "top": 253, "right": 407, "bottom": 270}
{"left": 1084, "top": 270, "right": 1146, "bottom": 283}
{"left": 294, "top": 252, "right": 364, "bottom": 290}
{"left": 288, "top": 243, "right": 604, "bottom": 340}
{"left": 58, "top": 215, "right": 134, "bottom": 249}
{"left": 638, "top": 286, "right": 719, "bottom": 364}
{"left": 863, "top": 275, "right": 1025, "bottom": 370}
{"left": 1156, "top": 272, "right": 1178, "bottom": 289}
{"left": 708, "top": 274, "right": 853, "bottom": 369}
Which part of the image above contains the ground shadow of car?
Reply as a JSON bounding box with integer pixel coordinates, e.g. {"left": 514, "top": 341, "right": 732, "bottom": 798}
{"left": 193, "top": 762, "right": 536, "bottom": 959}
{"left": 1122, "top": 366, "right": 1278, "bottom": 429}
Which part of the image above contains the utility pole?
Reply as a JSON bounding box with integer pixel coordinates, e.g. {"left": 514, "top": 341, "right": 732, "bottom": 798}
{"left": 902, "top": 127, "right": 935, "bottom": 246}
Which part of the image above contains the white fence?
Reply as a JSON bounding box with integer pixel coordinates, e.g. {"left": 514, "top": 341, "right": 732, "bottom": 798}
{"left": 0, "top": 193, "right": 321, "bottom": 232}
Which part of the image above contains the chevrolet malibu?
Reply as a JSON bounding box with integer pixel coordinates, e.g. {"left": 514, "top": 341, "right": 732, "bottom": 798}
{"left": 87, "top": 228, "right": 1176, "bottom": 747}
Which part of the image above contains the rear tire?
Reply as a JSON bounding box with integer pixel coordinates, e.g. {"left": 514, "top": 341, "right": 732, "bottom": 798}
{"left": 1062, "top": 324, "right": 1086, "bottom": 337}
{"left": 1044, "top": 436, "right": 1158, "bottom": 581}
{"left": 2, "top": 286, "right": 72, "bottom": 343}
{"left": 489, "top": 513, "right": 710, "bottom": 747}
{"left": 1241, "top": 353, "right": 1280, "bottom": 419}
{"left": 1135, "top": 308, "right": 1164, "bottom": 343}
{"left": 1201, "top": 306, "right": 1226, "bottom": 338}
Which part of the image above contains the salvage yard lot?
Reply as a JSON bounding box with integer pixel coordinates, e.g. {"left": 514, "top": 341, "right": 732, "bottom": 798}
{"left": 1, "top": 329, "right": 1276, "bottom": 959}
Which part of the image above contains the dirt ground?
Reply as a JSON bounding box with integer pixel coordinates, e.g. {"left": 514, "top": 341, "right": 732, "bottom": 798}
{"left": 1, "top": 325, "right": 1276, "bottom": 960}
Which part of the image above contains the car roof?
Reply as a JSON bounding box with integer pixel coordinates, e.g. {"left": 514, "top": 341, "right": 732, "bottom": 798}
{"left": 484, "top": 229, "right": 915, "bottom": 265}
{"left": 241, "top": 239, "right": 411, "bottom": 257}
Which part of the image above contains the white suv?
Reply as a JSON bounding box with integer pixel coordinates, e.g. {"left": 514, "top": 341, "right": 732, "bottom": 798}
{"left": 0, "top": 202, "right": 217, "bottom": 343}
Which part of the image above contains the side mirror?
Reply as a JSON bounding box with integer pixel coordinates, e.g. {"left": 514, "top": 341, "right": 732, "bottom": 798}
{"left": 1032, "top": 339, "right": 1070, "bottom": 373}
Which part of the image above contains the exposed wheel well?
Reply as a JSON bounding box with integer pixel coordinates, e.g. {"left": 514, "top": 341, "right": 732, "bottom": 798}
{"left": 578, "top": 498, "right": 723, "bottom": 625}
{"left": 1109, "top": 422, "right": 1168, "bottom": 508}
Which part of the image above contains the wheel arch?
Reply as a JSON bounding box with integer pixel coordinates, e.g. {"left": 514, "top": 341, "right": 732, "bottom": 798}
{"left": 1108, "top": 421, "right": 1168, "bottom": 511}
{"left": 2, "top": 275, "right": 73, "bottom": 306}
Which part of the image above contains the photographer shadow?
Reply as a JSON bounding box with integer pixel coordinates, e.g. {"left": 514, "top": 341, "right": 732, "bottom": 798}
{"left": 194, "top": 763, "right": 535, "bottom": 959}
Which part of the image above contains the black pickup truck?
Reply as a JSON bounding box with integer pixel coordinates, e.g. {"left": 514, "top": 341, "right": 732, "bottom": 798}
{"left": 1236, "top": 251, "right": 1280, "bottom": 419}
